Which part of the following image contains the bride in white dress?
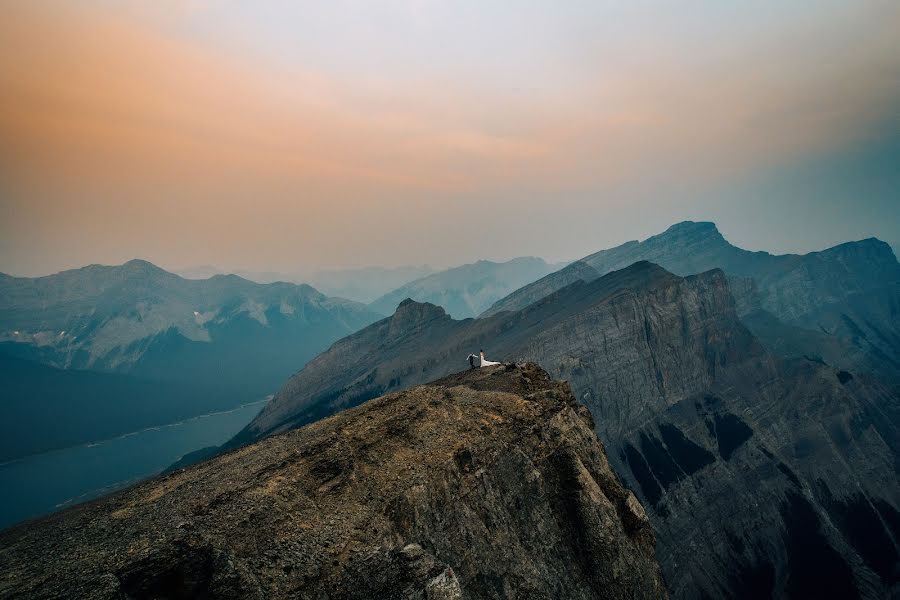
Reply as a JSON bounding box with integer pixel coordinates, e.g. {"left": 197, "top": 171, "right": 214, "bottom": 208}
{"left": 479, "top": 349, "right": 501, "bottom": 367}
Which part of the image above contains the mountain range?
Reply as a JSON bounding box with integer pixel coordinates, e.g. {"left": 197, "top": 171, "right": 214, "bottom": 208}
{"left": 231, "top": 223, "right": 900, "bottom": 599}
{"left": 484, "top": 221, "right": 900, "bottom": 383}
{"left": 368, "top": 257, "right": 562, "bottom": 319}
{"left": 0, "top": 260, "right": 381, "bottom": 459}
{"left": 177, "top": 264, "right": 440, "bottom": 304}
{"left": 308, "top": 264, "right": 437, "bottom": 304}
{"left": 3, "top": 221, "right": 898, "bottom": 597}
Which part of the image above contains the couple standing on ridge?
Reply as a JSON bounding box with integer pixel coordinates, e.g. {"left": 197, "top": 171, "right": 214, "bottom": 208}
{"left": 468, "top": 350, "right": 501, "bottom": 369}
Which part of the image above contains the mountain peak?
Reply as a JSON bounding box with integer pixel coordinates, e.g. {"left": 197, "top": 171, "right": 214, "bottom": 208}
{"left": 119, "top": 259, "right": 173, "bottom": 278}
{"left": 122, "top": 258, "right": 163, "bottom": 270}
{"left": 660, "top": 220, "right": 722, "bottom": 238}
{"left": 814, "top": 237, "right": 900, "bottom": 276}
{"left": 388, "top": 298, "right": 448, "bottom": 330}
{"left": 823, "top": 236, "right": 896, "bottom": 257}
{"left": 392, "top": 298, "right": 447, "bottom": 321}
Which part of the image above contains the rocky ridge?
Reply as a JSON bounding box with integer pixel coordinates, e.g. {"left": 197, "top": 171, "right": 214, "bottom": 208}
{"left": 0, "top": 363, "right": 665, "bottom": 599}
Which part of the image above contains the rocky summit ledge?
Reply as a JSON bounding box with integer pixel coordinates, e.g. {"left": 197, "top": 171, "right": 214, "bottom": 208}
{"left": 0, "top": 363, "right": 665, "bottom": 599}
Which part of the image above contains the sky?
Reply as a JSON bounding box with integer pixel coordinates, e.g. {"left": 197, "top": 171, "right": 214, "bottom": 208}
{"left": 1, "top": 0, "right": 898, "bottom": 277}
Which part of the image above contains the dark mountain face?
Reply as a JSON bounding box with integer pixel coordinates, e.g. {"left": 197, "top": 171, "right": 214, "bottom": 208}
{"left": 482, "top": 222, "right": 900, "bottom": 382}
{"left": 368, "top": 257, "right": 559, "bottom": 319}
{"left": 238, "top": 262, "right": 900, "bottom": 599}
{"left": 0, "top": 364, "right": 665, "bottom": 600}
{"left": 0, "top": 260, "right": 381, "bottom": 459}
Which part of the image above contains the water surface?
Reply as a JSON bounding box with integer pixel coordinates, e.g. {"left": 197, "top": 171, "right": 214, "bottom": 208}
{"left": 0, "top": 398, "right": 267, "bottom": 530}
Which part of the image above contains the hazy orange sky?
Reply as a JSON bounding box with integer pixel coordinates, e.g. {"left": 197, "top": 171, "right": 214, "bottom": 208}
{"left": 2, "top": 0, "right": 899, "bottom": 276}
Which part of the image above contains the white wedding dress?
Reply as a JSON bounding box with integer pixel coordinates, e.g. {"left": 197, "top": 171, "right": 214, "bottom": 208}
{"left": 479, "top": 353, "right": 501, "bottom": 367}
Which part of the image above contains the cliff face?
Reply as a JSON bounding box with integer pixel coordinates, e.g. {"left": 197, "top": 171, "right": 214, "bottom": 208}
{"left": 239, "top": 262, "right": 900, "bottom": 599}
{"left": 0, "top": 364, "right": 665, "bottom": 600}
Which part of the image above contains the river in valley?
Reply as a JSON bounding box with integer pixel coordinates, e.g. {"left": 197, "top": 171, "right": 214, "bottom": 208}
{"left": 0, "top": 398, "right": 268, "bottom": 530}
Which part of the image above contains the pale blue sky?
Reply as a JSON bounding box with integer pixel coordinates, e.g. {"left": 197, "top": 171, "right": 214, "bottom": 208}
{"left": 1, "top": 0, "right": 898, "bottom": 275}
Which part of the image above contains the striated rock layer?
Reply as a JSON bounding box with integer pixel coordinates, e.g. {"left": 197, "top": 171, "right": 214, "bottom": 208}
{"left": 0, "top": 363, "right": 665, "bottom": 600}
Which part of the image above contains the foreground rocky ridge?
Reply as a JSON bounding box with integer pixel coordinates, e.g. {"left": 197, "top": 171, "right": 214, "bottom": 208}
{"left": 240, "top": 261, "right": 900, "bottom": 599}
{"left": 0, "top": 363, "right": 665, "bottom": 599}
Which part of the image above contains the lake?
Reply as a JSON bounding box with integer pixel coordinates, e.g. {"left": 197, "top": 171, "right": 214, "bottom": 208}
{"left": 0, "top": 397, "right": 268, "bottom": 530}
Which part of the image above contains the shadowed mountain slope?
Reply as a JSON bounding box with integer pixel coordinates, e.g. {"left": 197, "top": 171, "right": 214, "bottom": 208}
{"left": 236, "top": 261, "right": 900, "bottom": 599}
{"left": 0, "top": 364, "right": 665, "bottom": 600}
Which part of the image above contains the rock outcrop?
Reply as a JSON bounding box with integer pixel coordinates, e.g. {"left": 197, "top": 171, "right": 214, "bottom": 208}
{"left": 0, "top": 363, "right": 666, "bottom": 600}
{"left": 237, "top": 261, "right": 900, "bottom": 599}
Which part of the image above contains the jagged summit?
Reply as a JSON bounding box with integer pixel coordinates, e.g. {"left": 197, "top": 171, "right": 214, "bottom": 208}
{"left": 0, "top": 363, "right": 665, "bottom": 599}
{"left": 388, "top": 298, "right": 451, "bottom": 336}
{"left": 90, "top": 259, "right": 176, "bottom": 280}
{"left": 394, "top": 296, "right": 448, "bottom": 318}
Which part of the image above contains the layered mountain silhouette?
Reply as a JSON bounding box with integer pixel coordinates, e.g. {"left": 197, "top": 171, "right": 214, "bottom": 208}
{"left": 235, "top": 259, "right": 900, "bottom": 599}
{"left": 310, "top": 264, "right": 436, "bottom": 304}
{"left": 0, "top": 260, "right": 381, "bottom": 458}
{"left": 484, "top": 221, "right": 900, "bottom": 382}
{"left": 369, "top": 257, "right": 560, "bottom": 319}
{"left": 175, "top": 264, "right": 440, "bottom": 304}
{"left": 0, "top": 364, "right": 665, "bottom": 599}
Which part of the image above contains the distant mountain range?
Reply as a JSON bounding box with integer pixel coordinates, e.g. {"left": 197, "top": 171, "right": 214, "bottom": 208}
{"left": 177, "top": 258, "right": 562, "bottom": 313}
{"left": 231, "top": 223, "right": 900, "bottom": 599}
{"left": 369, "top": 257, "right": 563, "bottom": 318}
{"left": 177, "top": 264, "right": 439, "bottom": 304}
{"left": 0, "top": 260, "right": 381, "bottom": 459}
{"left": 308, "top": 265, "right": 436, "bottom": 304}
